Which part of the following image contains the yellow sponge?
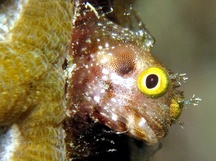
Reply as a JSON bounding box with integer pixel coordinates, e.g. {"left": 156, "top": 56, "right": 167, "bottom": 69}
{"left": 0, "top": 0, "right": 73, "bottom": 160}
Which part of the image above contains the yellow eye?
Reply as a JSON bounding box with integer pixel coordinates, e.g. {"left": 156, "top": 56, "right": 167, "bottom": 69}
{"left": 137, "top": 67, "right": 170, "bottom": 97}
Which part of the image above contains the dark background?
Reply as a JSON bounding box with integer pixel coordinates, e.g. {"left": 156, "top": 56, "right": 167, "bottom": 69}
{"left": 134, "top": 0, "right": 216, "bottom": 161}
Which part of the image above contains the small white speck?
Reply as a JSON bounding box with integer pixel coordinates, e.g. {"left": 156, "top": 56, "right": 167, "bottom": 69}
{"left": 98, "top": 45, "right": 103, "bottom": 50}
{"left": 94, "top": 96, "right": 100, "bottom": 103}
{"left": 107, "top": 149, "right": 117, "bottom": 152}
{"left": 111, "top": 108, "right": 116, "bottom": 111}
{"left": 138, "top": 117, "right": 146, "bottom": 127}
{"left": 105, "top": 42, "right": 109, "bottom": 48}
{"left": 111, "top": 114, "right": 118, "bottom": 121}
{"left": 86, "top": 38, "right": 91, "bottom": 43}
{"left": 100, "top": 89, "right": 105, "bottom": 93}
{"left": 102, "top": 75, "right": 108, "bottom": 81}
{"left": 111, "top": 98, "right": 117, "bottom": 103}
{"left": 100, "top": 112, "right": 108, "bottom": 118}
{"left": 97, "top": 22, "right": 103, "bottom": 26}
{"left": 81, "top": 47, "right": 87, "bottom": 51}
{"left": 102, "top": 68, "right": 109, "bottom": 74}
{"left": 107, "top": 52, "right": 113, "bottom": 56}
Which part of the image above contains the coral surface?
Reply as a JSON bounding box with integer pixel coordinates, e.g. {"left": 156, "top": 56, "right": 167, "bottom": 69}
{"left": 0, "top": 0, "right": 73, "bottom": 160}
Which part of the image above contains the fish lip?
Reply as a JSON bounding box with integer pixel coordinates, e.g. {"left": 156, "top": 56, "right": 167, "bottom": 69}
{"left": 127, "top": 116, "right": 159, "bottom": 145}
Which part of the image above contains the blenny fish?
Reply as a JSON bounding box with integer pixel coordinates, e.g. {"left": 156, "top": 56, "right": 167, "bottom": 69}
{"left": 0, "top": 0, "right": 200, "bottom": 161}
{"left": 66, "top": 0, "right": 184, "bottom": 144}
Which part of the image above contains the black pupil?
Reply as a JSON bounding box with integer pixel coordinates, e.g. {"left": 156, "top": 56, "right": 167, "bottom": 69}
{"left": 146, "top": 74, "right": 159, "bottom": 89}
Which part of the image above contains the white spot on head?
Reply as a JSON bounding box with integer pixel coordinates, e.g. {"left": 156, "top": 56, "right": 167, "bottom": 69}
{"left": 102, "top": 68, "right": 109, "bottom": 74}
{"left": 86, "top": 38, "right": 91, "bottom": 43}
{"left": 110, "top": 73, "right": 135, "bottom": 88}
{"left": 138, "top": 117, "right": 146, "bottom": 127}
{"left": 111, "top": 108, "right": 116, "bottom": 112}
{"left": 94, "top": 95, "right": 100, "bottom": 103}
{"left": 111, "top": 114, "right": 118, "bottom": 121}
{"left": 100, "top": 112, "right": 108, "bottom": 119}
{"left": 100, "top": 89, "right": 105, "bottom": 93}
{"left": 107, "top": 52, "right": 113, "bottom": 56}
{"left": 102, "top": 75, "right": 108, "bottom": 81}
{"left": 97, "top": 22, "right": 103, "bottom": 26}
{"left": 110, "top": 73, "right": 121, "bottom": 84}
{"left": 105, "top": 42, "right": 109, "bottom": 48}
{"left": 100, "top": 58, "right": 106, "bottom": 64}
{"left": 111, "top": 98, "right": 117, "bottom": 103}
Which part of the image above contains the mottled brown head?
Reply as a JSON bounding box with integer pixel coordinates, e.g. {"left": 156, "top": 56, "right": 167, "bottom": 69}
{"left": 66, "top": 3, "right": 184, "bottom": 145}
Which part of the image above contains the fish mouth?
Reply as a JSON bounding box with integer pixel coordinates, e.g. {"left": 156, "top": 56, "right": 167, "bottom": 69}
{"left": 123, "top": 97, "right": 174, "bottom": 144}
{"left": 126, "top": 114, "right": 160, "bottom": 145}
{"left": 127, "top": 92, "right": 184, "bottom": 144}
